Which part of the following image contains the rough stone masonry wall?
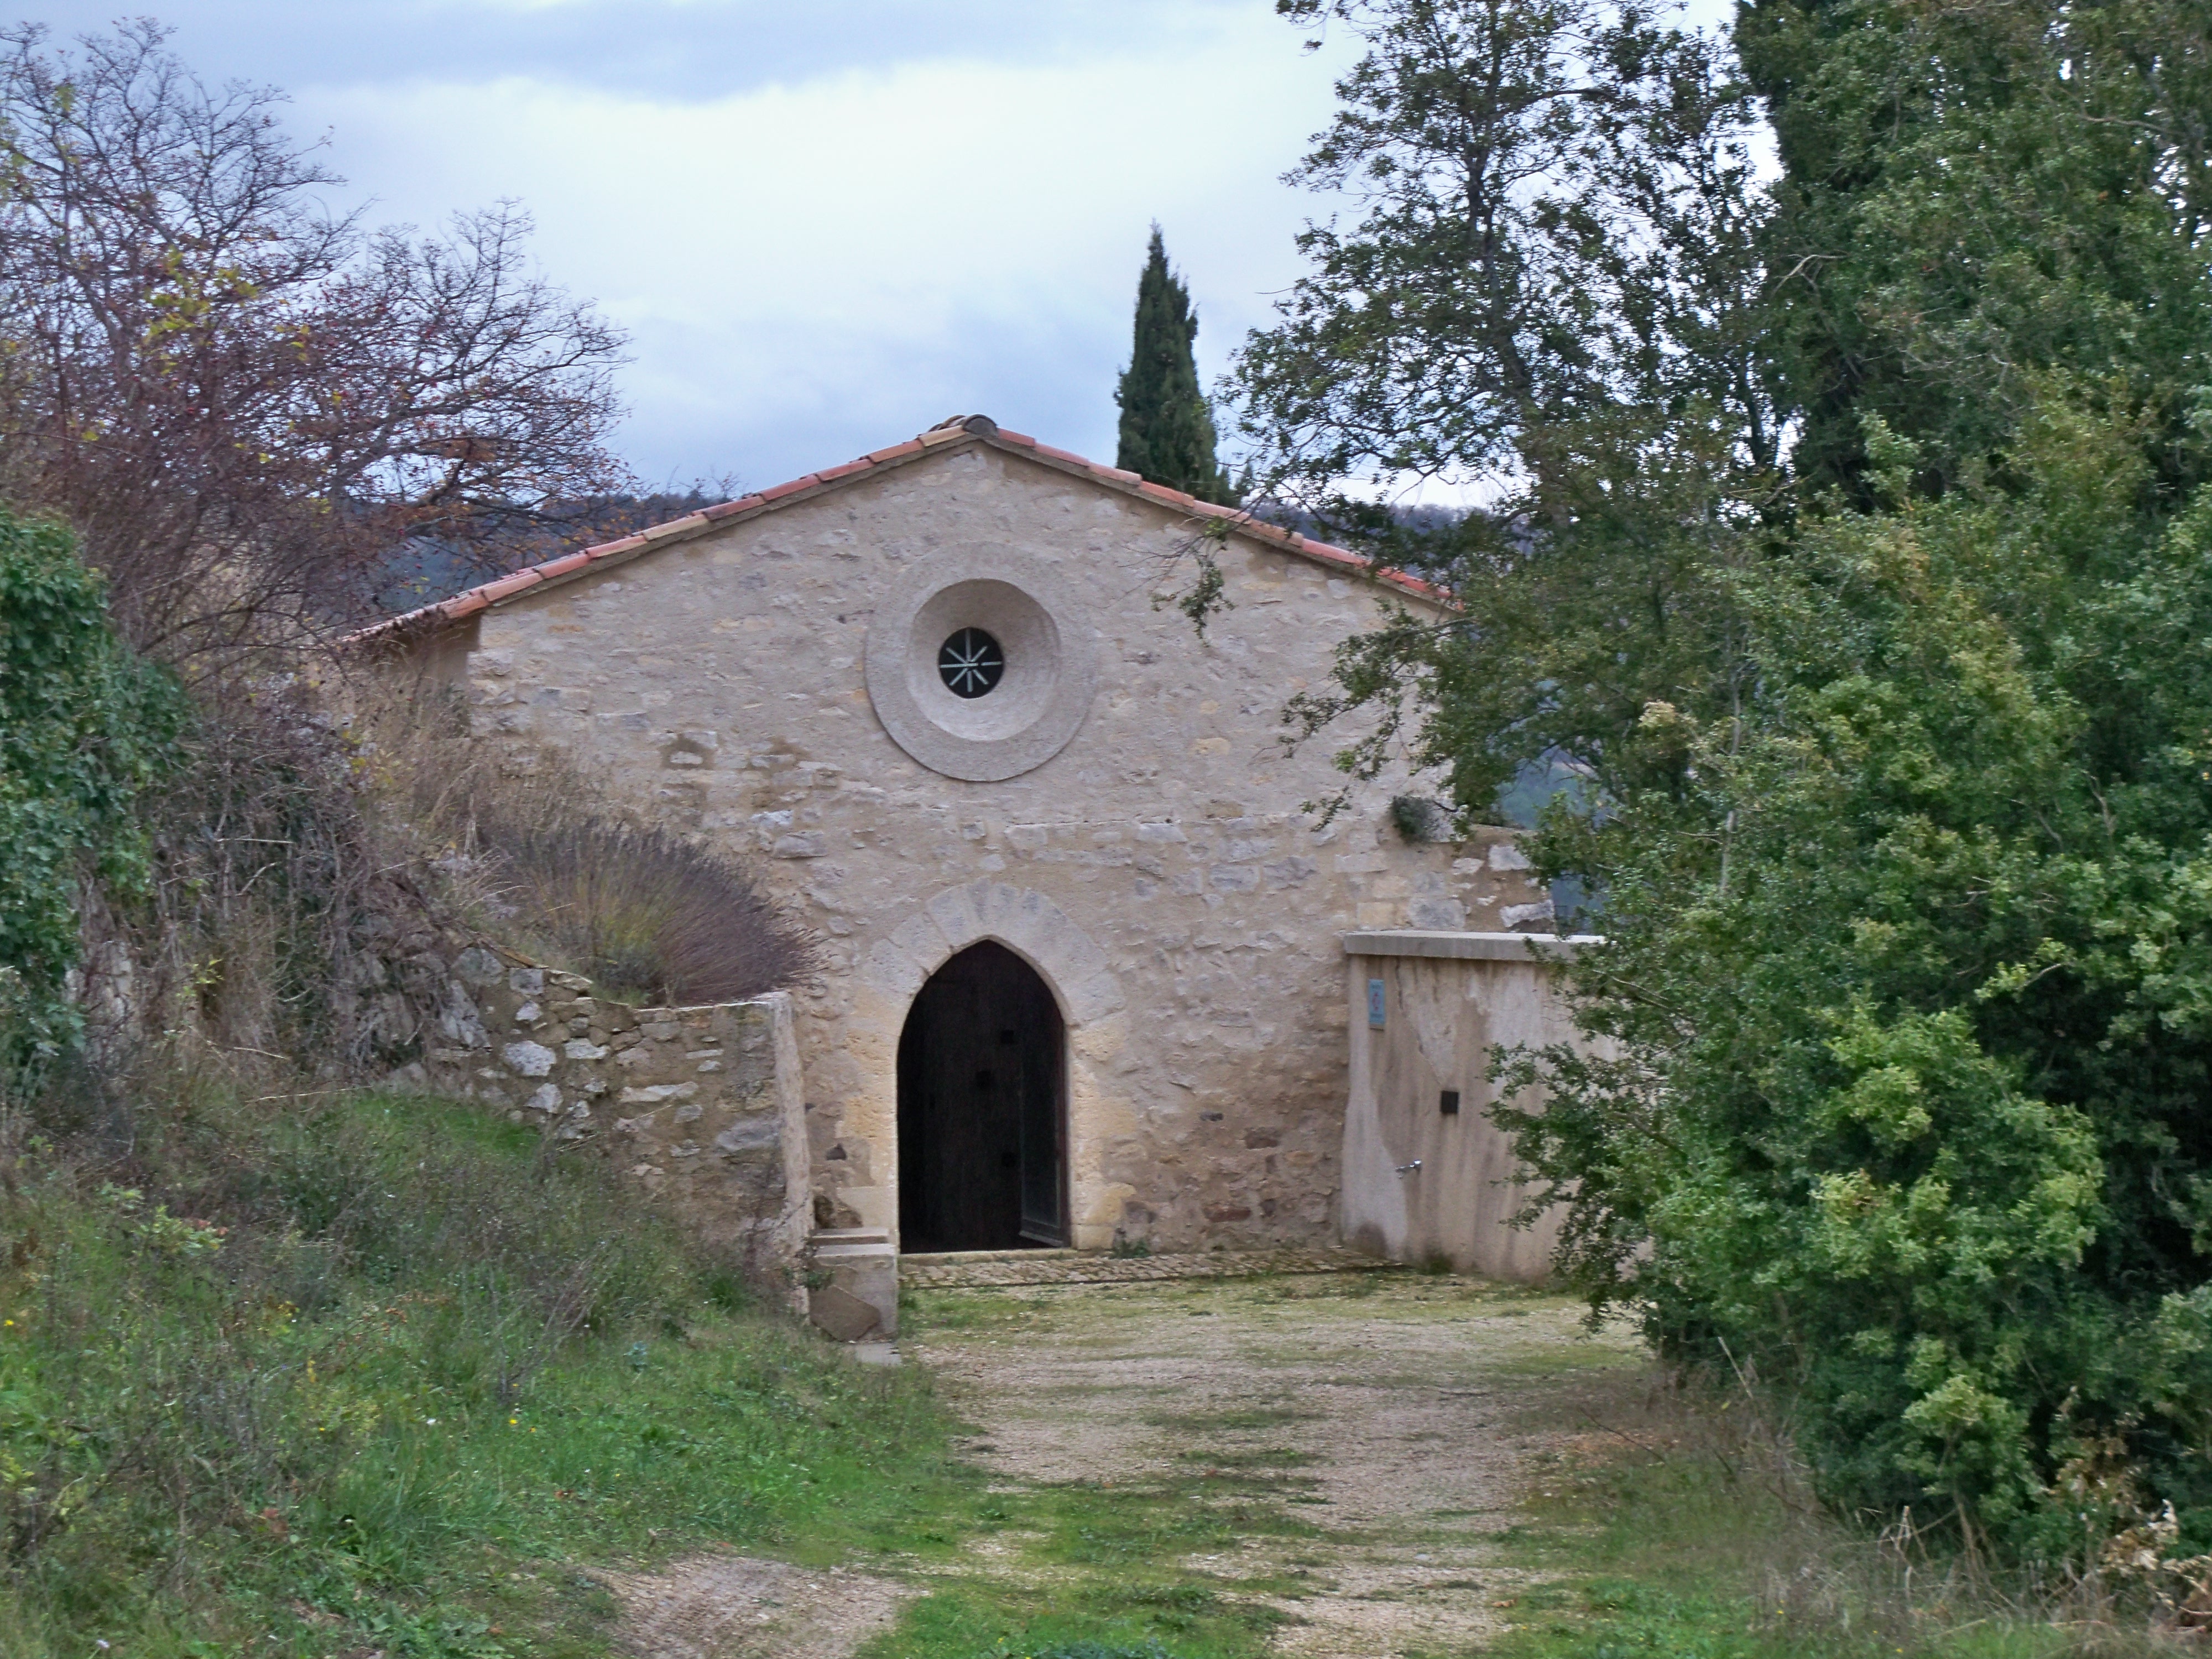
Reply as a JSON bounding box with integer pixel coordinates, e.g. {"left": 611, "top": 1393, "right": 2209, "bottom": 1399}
{"left": 422, "top": 440, "right": 1546, "bottom": 1254}
{"left": 409, "top": 943, "right": 808, "bottom": 1285}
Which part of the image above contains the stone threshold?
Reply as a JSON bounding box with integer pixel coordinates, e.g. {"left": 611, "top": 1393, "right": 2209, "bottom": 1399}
{"left": 897, "top": 1245, "right": 1404, "bottom": 1290}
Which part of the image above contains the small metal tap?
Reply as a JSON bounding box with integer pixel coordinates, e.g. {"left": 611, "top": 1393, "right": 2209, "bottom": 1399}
{"left": 1394, "top": 1160, "right": 1422, "bottom": 1176}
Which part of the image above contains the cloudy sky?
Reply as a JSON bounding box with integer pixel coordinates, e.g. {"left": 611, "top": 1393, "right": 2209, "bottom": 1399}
{"left": 28, "top": 1, "right": 1379, "bottom": 491}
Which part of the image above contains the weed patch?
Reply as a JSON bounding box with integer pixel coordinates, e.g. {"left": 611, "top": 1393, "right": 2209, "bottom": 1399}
{"left": 857, "top": 1433, "right": 1324, "bottom": 1657}
{"left": 1156, "top": 1406, "right": 1319, "bottom": 1434}
{"left": 0, "top": 1088, "right": 962, "bottom": 1656}
{"left": 1490, "top": 1369, "right": 2195, "bottom": 1659}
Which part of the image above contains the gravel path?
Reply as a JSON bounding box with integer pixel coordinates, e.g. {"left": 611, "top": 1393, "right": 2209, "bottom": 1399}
{"left": 903, "top": 1271, "right": 1642, "bottom": 1656}
{"left": 606, "top": 1271, "right": 1641, "bottom": 1658}
{"left": 603, "top": 1554, "right": 909, "bottom": 1659}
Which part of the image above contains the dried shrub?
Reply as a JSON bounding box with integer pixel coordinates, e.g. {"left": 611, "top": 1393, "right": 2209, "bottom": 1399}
{"left": 6, "top": 664, "right": 457, "bottom": 1115}
{"left": 485, "top": 815, "right": 811, "bottom": 1005}
{"left": 362, "top": 688, "right": 814, "bottom": 1006}
{"left": 0, "top": 22, "right": 630, "bottom": 665}
{"left": 112, "top": 677, "right": 451, "bottom": 1082}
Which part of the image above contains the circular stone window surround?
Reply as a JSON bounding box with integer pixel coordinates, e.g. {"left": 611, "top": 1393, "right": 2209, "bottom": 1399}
{"left": 864, "top": 549, "right": 1097, "bottom": 782}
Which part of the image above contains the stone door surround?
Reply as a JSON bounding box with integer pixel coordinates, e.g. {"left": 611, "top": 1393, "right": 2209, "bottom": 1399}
{"left": 852, "top": 880, "right": 1127, "bottom": 1256}
{"left": 864, "top": 549, "right": 1098, "bottom": 781}
{"left": 861, "top": 879, "right": 1126, "bottom": 1028}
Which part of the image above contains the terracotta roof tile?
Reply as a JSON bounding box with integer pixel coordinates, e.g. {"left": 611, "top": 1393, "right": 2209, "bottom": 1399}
{"left": 474, "top": 570, "right": 544, "bottom": 603}
{"left": 343, "top": 414, "right": 1447, "bottom": 645}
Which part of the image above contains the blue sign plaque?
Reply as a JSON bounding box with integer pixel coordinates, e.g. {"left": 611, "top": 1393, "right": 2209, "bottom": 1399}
{"left": 1367, "top": 977, "right": 1386, "bottom": 1030}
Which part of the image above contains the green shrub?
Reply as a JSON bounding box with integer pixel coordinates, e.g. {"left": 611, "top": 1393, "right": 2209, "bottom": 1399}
{"left": 1500, "top": 420, "right": 2212, "bottom": 1559}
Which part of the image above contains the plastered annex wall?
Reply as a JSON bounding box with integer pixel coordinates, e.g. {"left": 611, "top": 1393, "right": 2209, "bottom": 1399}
{"left": 410, "top": 434, "right": 1545, "bottom": 1251}
{"left": 1342, "top": 932, "right": 1598, "bottom": 1280}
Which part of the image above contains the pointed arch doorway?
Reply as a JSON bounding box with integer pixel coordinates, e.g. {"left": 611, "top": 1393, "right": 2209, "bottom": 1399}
{"left": 896, "top": 941, "right": 1067, "bottom": 1253}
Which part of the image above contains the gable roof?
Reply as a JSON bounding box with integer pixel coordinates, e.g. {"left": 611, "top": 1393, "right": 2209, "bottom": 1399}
{"left": 345, "top": 415, "right": 1449, "bottom": 646}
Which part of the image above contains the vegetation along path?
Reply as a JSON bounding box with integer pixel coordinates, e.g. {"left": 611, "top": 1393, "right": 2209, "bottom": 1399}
{"left": 621, "top": 1271, "right": 1643, "bottom": 1658}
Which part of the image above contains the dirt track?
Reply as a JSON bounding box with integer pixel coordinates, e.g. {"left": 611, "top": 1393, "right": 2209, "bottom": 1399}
{"left": 902, "top": 1271, "right": 1640, "bottom": 1656}
{"left": 608, "top": 1271, "right": 1641, "bottom": 1658}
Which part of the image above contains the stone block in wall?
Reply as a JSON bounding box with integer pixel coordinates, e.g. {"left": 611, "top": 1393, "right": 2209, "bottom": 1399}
{"left": 806, "top": 1228, "right": 896, "bottom": 1340}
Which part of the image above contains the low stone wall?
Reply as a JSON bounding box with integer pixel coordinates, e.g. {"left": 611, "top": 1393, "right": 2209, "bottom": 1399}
{"left": 400, "top": 944, "right": 808, "bottom": 1288}
{"left": 1339, "top": 931, "right": 1600, "bottom": 1282}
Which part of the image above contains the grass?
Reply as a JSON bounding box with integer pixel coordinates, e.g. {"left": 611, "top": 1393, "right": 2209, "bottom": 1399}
{"left": 1484, "top": 1363, "right": 2194, "bottom": 1659}
{"left": 853, "top": 1469, "right": 1313, "bottom": 1659}
{"left": 0, "top": 1083, "right": 966, "bottom": 1657}
{"left": 11, "top": 1095, "right": 2186, "bottom": 1659}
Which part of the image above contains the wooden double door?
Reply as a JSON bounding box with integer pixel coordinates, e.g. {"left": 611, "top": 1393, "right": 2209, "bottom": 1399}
{"left": 896, "top": 942, "right": 1067, "bottom": 1253}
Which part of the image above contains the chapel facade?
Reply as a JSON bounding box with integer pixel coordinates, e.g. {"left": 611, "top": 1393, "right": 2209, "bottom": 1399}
{"left": 371, "top": 415, "right": 1545, "bottom": 1255}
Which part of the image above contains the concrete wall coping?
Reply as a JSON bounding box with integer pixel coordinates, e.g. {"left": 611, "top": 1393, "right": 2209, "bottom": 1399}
{"left": 1342, "top": 929, "right": 1603, "bottom": 962}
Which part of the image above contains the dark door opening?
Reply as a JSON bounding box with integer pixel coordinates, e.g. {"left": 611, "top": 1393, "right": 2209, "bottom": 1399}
{"left": 897, "top": 941, "right": 1066, "bottom": 1253}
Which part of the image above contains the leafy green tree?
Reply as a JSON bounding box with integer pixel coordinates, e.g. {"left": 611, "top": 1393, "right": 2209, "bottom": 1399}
{"left": 1739, "top": 0, "right": 2212, "bottom": 504}
{"left": 1242, "top": 0, "right": 1782, "bottom": 508}
{"left": 1238, "top": 0, "right": 2212, "bottom": 1554}
{"left": 1240, "top": 0, "right": 1782, "bottom": 815}
{"left": 1115, "top": 228, "right": 1235, "bottom": 504}
{"left": 1501, "top": 414, "right": 2212, "bottom": 1548}
{"left": 0, "top": 506, "right": 179, "bottom": 1071}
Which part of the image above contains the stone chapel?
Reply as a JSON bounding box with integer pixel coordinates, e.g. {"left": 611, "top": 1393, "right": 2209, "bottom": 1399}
{"left": 366, "top": 414, "right": 1547, "bottom": 1259}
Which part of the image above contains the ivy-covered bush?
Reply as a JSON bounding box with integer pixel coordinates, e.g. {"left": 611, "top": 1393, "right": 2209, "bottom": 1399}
{"left": 0, "top": 507, "right": 179, "bottom": 1067}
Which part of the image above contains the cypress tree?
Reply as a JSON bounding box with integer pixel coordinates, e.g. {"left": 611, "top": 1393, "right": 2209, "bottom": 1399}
{"left": 1115, "top": 228, "right": 1235, "bottom": 505}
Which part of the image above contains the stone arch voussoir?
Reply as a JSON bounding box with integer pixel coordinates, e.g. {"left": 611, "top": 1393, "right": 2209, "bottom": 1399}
{"left": 862, "top": 880, "right": 1125, "bottom": 1026}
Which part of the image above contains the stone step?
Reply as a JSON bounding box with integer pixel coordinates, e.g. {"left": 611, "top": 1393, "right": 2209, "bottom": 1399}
{"left": 898, "top": 1245, "right": 1404, "bottom": 1290}
{"left": 896, "top": 1248, "right": 1078, "bottom": 1268}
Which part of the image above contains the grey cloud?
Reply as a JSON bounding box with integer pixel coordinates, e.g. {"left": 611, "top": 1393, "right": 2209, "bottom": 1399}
{"left": 619, "top": 299, "right": 1130, "bottom": 492}
{"left": 14, "top": 3, "right": 1341, "bottom": 488}
{"left": 25, "top": 1, "right": 1264, "bottom": 101}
